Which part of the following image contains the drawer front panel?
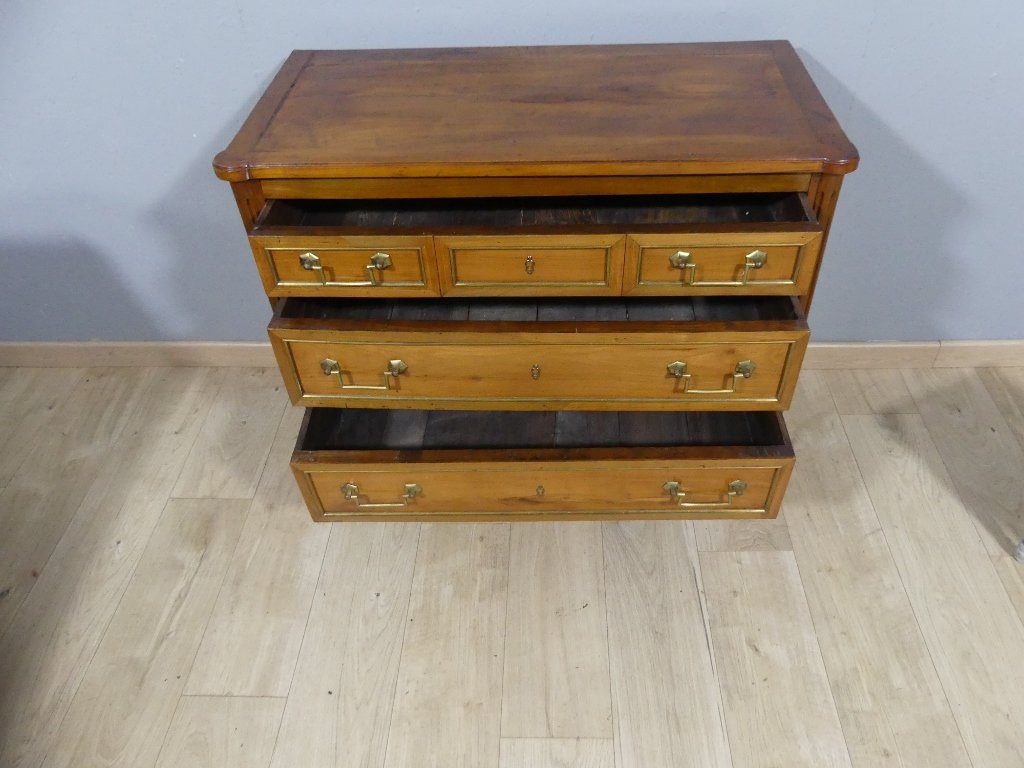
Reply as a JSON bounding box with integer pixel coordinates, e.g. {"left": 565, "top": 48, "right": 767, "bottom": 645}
{"left": 623, "top": 231, "right": 822, "bottom": 296}
{"left": 272, "top": 333, "right": 807, "bottom": 410}
{"left": 250, "top": 236, "right": 439, "bottom": 297}
{"left": 436, "top": 235, "right": 625, "bottom": 296}
{"left": 295, "top": 459, "right": 791, "bottom": 521}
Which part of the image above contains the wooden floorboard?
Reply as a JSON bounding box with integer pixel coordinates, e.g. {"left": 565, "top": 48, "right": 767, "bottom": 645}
{"left": 41, "top": 499, "right": 248, "bottom": 768}
{"left": 185, "top": 407, "right": 330, "bottom": 698}
{"left": 844, "top": 412, "right": 1024, "bottom": 766}
{"left": 783, "top": 373, "right": 972, "bottom": 768}
{"left": 602, "top": 521, "right": 732, "bottom": 768}
{"left": 701, "top": 550, "right": 852, "bottom": 768}
{"left": 501, "top": 522, "right": 611, "bottom": 739}
{"left": 155, "top": 696, "right": 285, "bottom": 768}
{"left": 903, "top": 368, "right": 1024, "bottom": 558}
{"left": 1, "top": 363, "right": 1022, "bottom": 767}
{"left": 269, "top": 523, "right": 420, "bottom": 768}
{"left": 0, "top": 367, "right": 221, "bottom": 768}
{"left": 383, "top": 524, "right": 509, "bottom": 768}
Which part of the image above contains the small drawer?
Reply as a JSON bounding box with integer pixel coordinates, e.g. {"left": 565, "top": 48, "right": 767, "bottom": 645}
{"left": 292, "top": 409, "right": 795, "bottom": 521}
{"left": 268, "top": 296, "right": 808, "bottom": 410}
{"left": 249, "top": 237, "right": 439, "bottom": 297}
{"left": 248, "top": 200, "right": 439, "bottom": 297}
{"left": 435, "top": 235, "right": 625, "bottom": 296}
{"left": 623, "top": 231, "right": 822, "bottom": 296}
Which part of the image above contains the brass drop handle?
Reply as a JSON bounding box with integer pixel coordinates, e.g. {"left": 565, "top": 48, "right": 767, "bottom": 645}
{"left": 531, "top": 364, "right": 541, "bottom": 380}
{"left": 365, "top": 252, "right": 392, "bottom": 285}
{"left": 668, "top": 249, "right": 768, "bottom": 286}
{"left": 663, "top": 479, "right": 747, "bottom": 508}
{"left": 666, "top": 359, "right": 756, "bottom": 395}
{"left": 320, "top": 357, "right": 408, "bottom": 391}
{"left": 342, "top": 482, "right": 421, "bottom": 508}
{"left": 299, "top": 251, "right": 328, "bottom": 284}
{"left": 524, "top": 254, "right": 536, "bottom": 275}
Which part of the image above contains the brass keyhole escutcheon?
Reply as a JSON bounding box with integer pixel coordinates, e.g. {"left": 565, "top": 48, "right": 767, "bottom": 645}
{"left": 536, "top": 485, "right": 545, "bottom": 497}
{"left": 531, "top": 364, "right": 541, "bottom": 380}
{"left": 524, "top": 255, "right": 536, "bottom": 274}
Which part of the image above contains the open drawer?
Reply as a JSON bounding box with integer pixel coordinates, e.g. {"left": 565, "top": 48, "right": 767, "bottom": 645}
{"left": 268, "top": 295, "right": 809, "bottom": 410}
{"left": 292, "top": 408, "right": 795, "bottom": 521}
{"left": 248, "top": 192, "right": 820, "bottom": 297}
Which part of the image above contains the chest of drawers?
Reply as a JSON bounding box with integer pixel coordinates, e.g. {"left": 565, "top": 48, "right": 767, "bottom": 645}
{"left": 215, "top": 41, "right": 857, "bottom": 521}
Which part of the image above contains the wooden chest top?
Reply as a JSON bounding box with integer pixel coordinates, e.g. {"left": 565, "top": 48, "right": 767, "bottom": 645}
{"left": 214, "top": 41, "right": 858, "bottom": 181}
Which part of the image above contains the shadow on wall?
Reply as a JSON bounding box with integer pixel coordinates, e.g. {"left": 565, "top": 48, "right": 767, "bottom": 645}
{"left": 145, "top": 94, "right": 272, "bottom": 344}
{"left": 0, "top": 238, "right": 165, "bottom": 342}
{"left": 798, "top": 51, "right": 964, "bottom": 342}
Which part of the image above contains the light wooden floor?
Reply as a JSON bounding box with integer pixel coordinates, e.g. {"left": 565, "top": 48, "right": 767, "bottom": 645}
{"left": 1, "top": 366, "right": 1023, "bottom": 768}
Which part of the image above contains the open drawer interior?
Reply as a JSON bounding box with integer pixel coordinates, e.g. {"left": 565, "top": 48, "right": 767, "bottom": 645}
{"left": 254, "top": 192, "right": 816, "bottom": 234}
{"left": 276, "top": 294, "right": 805, "bottom": 324}
{"left": 298, "top": 408, "right": 793, "bottom": 453}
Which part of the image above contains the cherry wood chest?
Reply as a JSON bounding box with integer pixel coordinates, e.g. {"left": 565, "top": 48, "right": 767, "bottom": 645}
{"left": 215, "top": 41, "right": 857, "bottom": 521}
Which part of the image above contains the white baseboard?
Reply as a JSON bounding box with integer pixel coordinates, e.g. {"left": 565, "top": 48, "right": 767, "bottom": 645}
{"left": 1, "top": 340, "right": 1022, "bottom": 369}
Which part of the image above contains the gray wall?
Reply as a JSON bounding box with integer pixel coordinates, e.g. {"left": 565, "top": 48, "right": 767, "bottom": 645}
{"left": 2, "top": 1, "right": 1022, "bottom": 342}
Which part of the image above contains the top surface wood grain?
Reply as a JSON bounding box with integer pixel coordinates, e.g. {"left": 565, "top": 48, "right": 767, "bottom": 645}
{"left": 214, "top": 41, "right": 858, "bottom": 181}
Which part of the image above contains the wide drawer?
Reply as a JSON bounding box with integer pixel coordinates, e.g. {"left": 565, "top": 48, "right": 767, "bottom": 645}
{"left": 435, "top": 235, "right": 625, "bottom": 296}
{"left": 292, "top": 408, "right": 795, "bottom": 521}
{"left": 268, "top": 296, "right": 809, "bottom": 410}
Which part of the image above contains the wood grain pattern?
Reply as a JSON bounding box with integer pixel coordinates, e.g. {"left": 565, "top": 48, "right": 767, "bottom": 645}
{"left": 702, "top": 551, "right": 852, "bottom": 768}
{"left": 172, "top": 367, "right": 286, "bottom": 499}
{"left": 0, "top": 368, "right": 148, "bottom": 636}
{"left": 301, "top": 459, "right": 789, "bottom": 521}
{"left": 270, "top": 523, "right": 420, "bottom": 768}
{"left": 783, "top": 373, "right": 972, "bottom": 768}
{"left": 185, "top": 407, "right": 330, "bottom": 697}
{"left": 0, "top": 367, "right": 83, "bottom": 488}
{"left": 903, "top": 368, "right": 1024, "bottom": 557}
{"left": 978, "top": 367, "right": 1024, "bottom": 455}
{"left": 258, "top": 173, "right": 814, "bottom": 200}
{"left": 436, "top": 235, "right": 625, "bottom": 297}
{"left": 41, "top": 499, "right": 247, "bottom": 768}
{"left": 273, "top": 328, "right": 808, "bottom": 411}
{"left": 214, "top": 43, "right": 857, "bottom": 181}
{"left": 155, "top": 696, "right": 286, "bottom": 768}
{"left": 0, "top": 367, "right": 220, "bottom": 768}
{"left": 499, "top": 738, "right": 614, "bottom": 768}
{"left": 383, "top": 524, "right": 509, "bottom": 768}
{"left": 602, "top": 521, "right": 732, "bottom": 767}
{"left": 692, "top": 509, "right": 793, "bottom": 552}
{"left": 502, "top": 523, "right": 611, "bottom": 738}
{"left": 823, "top": 369, "right": 917, "bottom": 415}
{"left": 993, "top": 554, "right": 1024, "bottom": 627}
{"left": 250, "top": 235, "right": 440, "bottom": 298}
{"left": 623, "top": 229, "right": 821, "bottom": 297}
{"left": 843, "top": 413, "right": 1024, "bottom": 766}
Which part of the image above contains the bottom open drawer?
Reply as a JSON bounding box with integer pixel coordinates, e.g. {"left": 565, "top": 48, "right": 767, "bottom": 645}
{"left": 292, "top": 409, "right": 794, "bottom": 521}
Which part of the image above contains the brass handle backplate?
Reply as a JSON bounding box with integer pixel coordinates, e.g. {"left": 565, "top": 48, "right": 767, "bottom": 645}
{"left": 342, "top": 482, "right": 421, "bottom": 508}
{"left": 663, "top": 479, "right": 747, "bottom": 508}
{"left": 299, "top": 251, "right": 327, "bottom": 284}
{"left": 668, "top": 249, "right": 768, "bottom": 286}
{"left": 666, "top": 359, "right": 756, "bottom": 395}
{"left": 320, "top": 357, "right": 407, "bottom": 391}
{"left": 365, "top": 252, "right": 392, "bottom": 285}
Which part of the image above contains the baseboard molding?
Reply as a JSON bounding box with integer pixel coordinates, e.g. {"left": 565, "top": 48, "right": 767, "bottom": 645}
{"left": 0, "top": 342, "right": 277, "bottom": 368}
{"left": 1, "top": 339, "right": 1022, "bottom": 369}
